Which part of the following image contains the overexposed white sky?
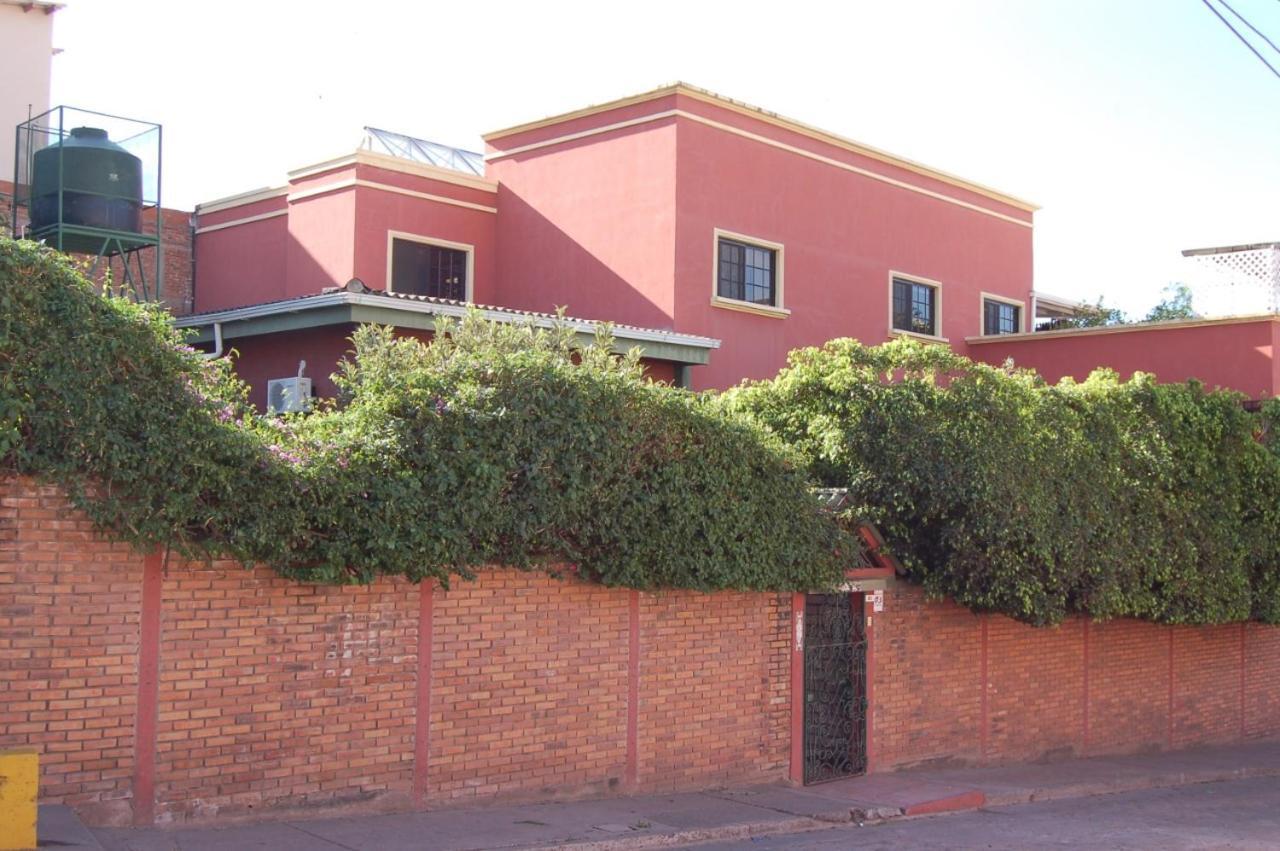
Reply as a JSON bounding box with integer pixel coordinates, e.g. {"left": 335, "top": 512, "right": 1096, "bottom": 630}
{"left": 48, "top": 0, "right": 1280, "bottom": 316}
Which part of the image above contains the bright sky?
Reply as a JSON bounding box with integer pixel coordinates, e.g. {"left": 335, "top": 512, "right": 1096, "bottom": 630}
{"left": 48, "top": 0, "right": 1280, "bottom": 317}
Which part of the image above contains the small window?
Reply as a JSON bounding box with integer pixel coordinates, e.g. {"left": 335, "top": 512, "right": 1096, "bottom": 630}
{"left": 983, "top": 298, "right": 1021, "bottom": 335}
{"left": 717, "top": 237, "right": 777, "bottom": 306}
{"left": 892, "top": 277, "right": 938, "bottom": 337}
{"left": 390, "top": 237, "right": 468, "bottom": 300}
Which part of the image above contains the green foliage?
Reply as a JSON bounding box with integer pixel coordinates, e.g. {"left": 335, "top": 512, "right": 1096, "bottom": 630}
{"left": 0, "top": 237, "right": 850, "bottom": 590}
{"left": 728, "top": 337, "right": 1280, "bottom": 626}
{"left": 1052, "top": 296, "right": 1127, "bottom": 329}
{"left": 1144, "top": 283, "right": 1197, "bottom": 323}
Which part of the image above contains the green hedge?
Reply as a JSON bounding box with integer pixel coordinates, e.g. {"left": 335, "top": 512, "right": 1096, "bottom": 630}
{"left": 727, "top": 338, "right": 1280, "bottom": 625}
{"left": 0, "top": 238, "right": 852, "bottom": 590}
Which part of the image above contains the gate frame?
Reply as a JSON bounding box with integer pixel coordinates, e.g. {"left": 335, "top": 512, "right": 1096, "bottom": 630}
{"left": 788, "top": 566, "right": 893, "bottom": 785}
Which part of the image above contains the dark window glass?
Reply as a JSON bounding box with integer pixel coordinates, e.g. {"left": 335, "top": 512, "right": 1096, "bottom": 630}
{"left": 717, "top": 237, "right": 776, "bottom": 306}
{"left": 391, "top": 238, "right": 468, "bottom": 301}
{"left": 983, "top": 299, "right": 1020, "bottom": 335}
{"left": 892, "top": 277, "right": 937, "bottom": 336}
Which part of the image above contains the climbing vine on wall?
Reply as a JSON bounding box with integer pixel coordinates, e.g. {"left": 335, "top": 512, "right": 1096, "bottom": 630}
{"left": 0, "top": 237, "right": 852, "bottom": 590}
{"left": 727, "top": 338, "right": 1280, "bottom": 625}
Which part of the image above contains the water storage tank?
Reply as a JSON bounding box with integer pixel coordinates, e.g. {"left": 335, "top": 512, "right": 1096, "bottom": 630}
{"left": 30, "top": 127, "right": 143, "bottom": 236}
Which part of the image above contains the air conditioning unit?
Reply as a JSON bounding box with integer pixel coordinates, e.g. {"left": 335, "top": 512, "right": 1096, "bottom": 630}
{"left": 266, "top": 377, "right": 312, "bottom": 414}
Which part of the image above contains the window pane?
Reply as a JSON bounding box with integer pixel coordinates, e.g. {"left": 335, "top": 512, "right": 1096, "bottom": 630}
{"left": 910, "top": 283, "right": 935, "bottom": 336}
{"left": 391, "top": 239, "right": 468, "bottom": 300}
{"left": 983, "top": 299, "right": 1020, "bottom": 335}
{"left": 718, "top": 237, "right": 775, "bottom": 305}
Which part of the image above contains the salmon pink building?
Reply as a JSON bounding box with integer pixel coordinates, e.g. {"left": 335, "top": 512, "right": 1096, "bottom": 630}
{"left": 178, "top": 83, "right": 1054, "bottom": 406}
{"left": 180, "top": 82, "right": 1280, "bottom": 406}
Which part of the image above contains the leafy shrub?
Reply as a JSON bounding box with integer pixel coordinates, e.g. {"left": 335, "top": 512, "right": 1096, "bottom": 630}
{"left": 728, "top": 337, "right": 1280, "bottom": 625}
{"left": 0, "top": 237, "right": 851, "bottom": 590}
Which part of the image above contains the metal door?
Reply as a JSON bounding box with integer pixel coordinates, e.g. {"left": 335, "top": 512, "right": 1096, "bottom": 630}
{"left": 802, "top": 593, "right": 867, "bottom": 783}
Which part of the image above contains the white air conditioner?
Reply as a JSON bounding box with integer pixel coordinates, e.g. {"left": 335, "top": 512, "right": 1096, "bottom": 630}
{"left": 266, "top": 377, "right": 312, "bottom": 414}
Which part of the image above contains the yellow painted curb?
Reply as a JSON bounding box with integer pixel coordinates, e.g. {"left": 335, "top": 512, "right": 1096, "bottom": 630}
{"left": 0, "top": 749, "right": 37, "bottom": 851}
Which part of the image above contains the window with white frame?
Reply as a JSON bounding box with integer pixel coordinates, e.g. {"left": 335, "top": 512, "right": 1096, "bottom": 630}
{"left": 982, "top": 297, "right": 1021, "bottom": 335}
{"left": 891, "top": 276, "right": 939, "bottom": 337}
{"left": 389, "top": 236, "right": 469, "bottom": 301}
{"left": 717, "top": 236, "right": 778, "bottom": 307}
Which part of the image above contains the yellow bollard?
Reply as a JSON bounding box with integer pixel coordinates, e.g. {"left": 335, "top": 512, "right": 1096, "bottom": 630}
{"left": 0, "top": 749, "right": 37, "bottom": 851}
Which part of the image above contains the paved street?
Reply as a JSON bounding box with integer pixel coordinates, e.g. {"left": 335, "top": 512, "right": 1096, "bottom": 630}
{"left": 692, "top": 776, "right": 1280, "bottom": 850}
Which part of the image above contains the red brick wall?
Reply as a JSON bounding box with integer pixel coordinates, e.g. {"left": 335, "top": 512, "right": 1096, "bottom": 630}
{"left": 428, "top": 571, "right": 630, "bottom": 803}
{"left": 638, "top": 590, "right": 790, "bottom": 789}
{"left": 0, "top": 483, "right": 141, "bottom": 826}
{"left": 153, "top": 562, "right": 418, "bottom": 823}
{"left": 871, "top": 584, "right": 1280, "bottom": 770}
{"left": 1087, "top": 620, "right": 1169, "bottom": 755}
{"left": 986, "top": 617, "right": 1084, "bottom": 763}
{"left": 1246, "top": 623, "right": 1280, "bottom": 738}
{"left": 872, "top": 586, "right": 983, "bottom": 767}
{"left": 0, "top": 478, "right": 790, "bottom": 826}
{"left": 7, "top": 477, "right": 1280, "bottom": 827}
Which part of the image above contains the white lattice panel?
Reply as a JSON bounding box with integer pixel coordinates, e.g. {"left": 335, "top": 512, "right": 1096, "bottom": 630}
{"left": 1183, "top": 245, "right": 1280, "bottom": 316}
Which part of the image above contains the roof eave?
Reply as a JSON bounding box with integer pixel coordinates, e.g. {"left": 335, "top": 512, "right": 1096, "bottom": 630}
{"left": 174, "top": 293, "right": 720, "bottom": 365}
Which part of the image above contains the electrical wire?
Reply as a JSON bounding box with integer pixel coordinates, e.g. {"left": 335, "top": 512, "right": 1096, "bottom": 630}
{"left": 1200, "top": 0, "right": 1280, "bottom": 80}
{"left": 1217, "top": 0, "right": 1280, "bottom": 56}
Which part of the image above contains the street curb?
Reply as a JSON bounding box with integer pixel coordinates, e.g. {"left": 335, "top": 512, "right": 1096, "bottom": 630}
{"left": 533, "top": 763, "right": 1280, "bottom": 849}
{"left": 522, "top": 816, "right": 830, "bottom": 851}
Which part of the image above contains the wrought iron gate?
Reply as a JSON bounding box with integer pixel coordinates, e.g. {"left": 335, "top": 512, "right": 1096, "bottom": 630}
{"left": 802, "top": 593, "right": 867, "bottom": 783}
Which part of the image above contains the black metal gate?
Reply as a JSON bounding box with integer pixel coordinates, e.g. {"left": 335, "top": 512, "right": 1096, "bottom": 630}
{"left": 803, "top": 593, "right": 867, "bottom": 784}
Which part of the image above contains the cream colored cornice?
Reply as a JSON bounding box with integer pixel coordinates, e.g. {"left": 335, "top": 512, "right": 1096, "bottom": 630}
{"left": 965, "top": 313, "right": 1280, "bottom": 344}
{"left": 195, "top": 186, "right": 288, "bottom": 215}
{"left": 484, "top": 82, "right": 1037, "bottom": 213}
{"left": 288, "top": 149, "right": 497, "bottom": 193}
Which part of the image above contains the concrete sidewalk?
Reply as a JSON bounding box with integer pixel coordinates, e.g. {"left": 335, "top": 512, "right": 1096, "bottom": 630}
{"left": 77, "top": 738, "right": 1280, "bottom": 851}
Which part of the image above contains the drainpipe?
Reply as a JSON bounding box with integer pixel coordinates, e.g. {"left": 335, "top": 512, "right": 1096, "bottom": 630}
{"left": 201, "top": 322, "right": 224, "bottom": 360}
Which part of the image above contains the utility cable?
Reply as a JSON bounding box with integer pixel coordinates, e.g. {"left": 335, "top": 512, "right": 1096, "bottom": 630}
{"left": 1200, "top": 0, "right": 1280, "bottom": 80}
{"left": 1217, "top": 0, "right": 1280, "bottom": 56}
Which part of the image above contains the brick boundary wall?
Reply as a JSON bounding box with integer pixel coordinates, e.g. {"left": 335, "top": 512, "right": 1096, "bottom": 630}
{"left": 0, "top": 478, "right": 790, "bottom": 826}
{"left": 872, "top": 583, "right": 1280, "bottom": 770}
{"left": 3, "top": 477, "right": 1280, "bottom": 827}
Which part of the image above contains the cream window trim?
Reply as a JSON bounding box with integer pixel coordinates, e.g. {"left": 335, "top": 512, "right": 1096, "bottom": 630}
{"left": 712, "top": 228, "right": 786, "bottom": 316}
{"left": 385, "top": 230, "right": 476, "bottom": 302}
{"left": 978, "top": 291, "right": 1028, "bottom": 336}
{"left": 888, "top": 271, "right": 944, "bottom": 340}
{"left": 709, "top": 295, "right": 791, "bottom": 318}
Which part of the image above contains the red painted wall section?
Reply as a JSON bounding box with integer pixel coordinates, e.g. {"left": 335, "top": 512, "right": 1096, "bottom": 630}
{"left": 285, "top": 189, "right": 356, "bottom": 297}
{"left": 487, "top": 117, "right": 679, "bottom": 329}
{"left": 222, "top": 325, "right": 681, "bottom": 411}
{"left": 672, "top": 108, "right": 1034, "bottom": 390}
{"left": 351, "top": 168, "right": 497, "bottom": 304}
{"left": 226, "top": 325, "right": 359, "bottom": 410}
{"left": 970, "top": 319, "right": 1279, "bottom": 398}
{"left": 194, "top": 213, "right": 289, "bottom": 313}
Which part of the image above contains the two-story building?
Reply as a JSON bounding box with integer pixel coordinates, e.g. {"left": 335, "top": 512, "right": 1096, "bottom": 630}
{"left": 176, "top": 83, "right": 1059, "bottom": 407}
{"left": 177, "top": 82, "right": 1280, "bottom": 408}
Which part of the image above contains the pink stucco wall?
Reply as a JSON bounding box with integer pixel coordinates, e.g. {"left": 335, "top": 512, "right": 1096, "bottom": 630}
{"left": 351, "top": 162, "right": 498, "bottom": 304}
{"left": 669, "top": 94, "right": 1034, "bottom": 389}
{"left": 193, "top": 196, "right": 288, "bottom": 312}
{"left": 487, "top": 105, "right": 679, "bottom": 330}
{"left": 969, "top": 319, "right": 1280, "bottom": 399}
{"left": 484, "top": 90, "right": 1035, "bottom": 390}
